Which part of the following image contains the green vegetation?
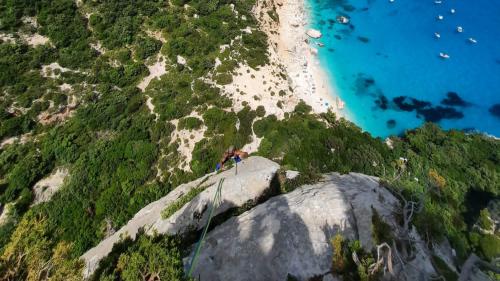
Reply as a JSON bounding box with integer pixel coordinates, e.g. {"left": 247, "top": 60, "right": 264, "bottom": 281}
{"left": 0, "top": 1, "right": 271, "bottom": 276}
{"left": 331, "top": 234, "right": 346, "bottom": 273}
{"left": 0, "top": 211, "right": 82, "bottom": 280}
{"left": 95, "top": 231, "right": 187, "bottom": 281}
{"left": 0, "top": 0, "right": 498, "bottom": 279}
{"left": 253, "top": 110, "right": 499, "bottom": 264}
{"left": 190, "top": 106, "right": 257, "bottom": 175}
{"left": 88, "top": 0, "right": 163, "bottom": 50}
{"left": 371, "top": 208, "right": 393, "bottom": 245}
{"left": 478, "top": 234, "right": 500, "bottom": 260}
{"left": 431, "top": 255, "right": 459, "bottom": 281}
{"left": 278, "top": 168, "right": 321, "bottom": 194}
{"left": 478, "top": 208, "right": 493, "bottom": 231}
{"left": 214, "top": 73, "right": 233, "bottom": 85}
{"left": 161, "top": 186, "right": 206, "bottom": 219}
{"left": 330, "top": 235, "right": 377, "bottom": 281}
{"left": 178, "top": 117, "right": 203, "bottom": 131}
{"left": 254, "top": 107, "right": 390, "bottom": 175}
{"left": 384, "top": 124, "right": 499, "bottom": 261}
{"left": 256, "top": 105, "right": 266, "bottom": 117}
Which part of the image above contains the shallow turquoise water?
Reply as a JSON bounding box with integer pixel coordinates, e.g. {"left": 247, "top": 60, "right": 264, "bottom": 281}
{"left": 307, "top": 0, "right": 500, "bottom": 137}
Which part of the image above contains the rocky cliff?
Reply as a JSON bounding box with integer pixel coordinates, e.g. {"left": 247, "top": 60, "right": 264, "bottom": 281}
{"left": 82, "top": 157, "right": 280, "bottom": 278}
{"left": 82, "top": 157, "right": 456, "bottom": 280}
{"left": 185, "top": 173, "right": 442, "bottom": 281}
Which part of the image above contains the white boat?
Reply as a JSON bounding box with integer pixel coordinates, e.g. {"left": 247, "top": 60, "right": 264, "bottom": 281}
{"left": 435, "top": 0, "right": 442, "bottom": 4}
{"left": 468, "top": 37, "right": 477, "bottom": 44}
{"left": 435, "top": 32, "right": 441, "bottom": 39}
{"left": 306, "top": 29, "right": 322, "bottom": 39}
{"left": 437, "top": 15, "right": 444, "bottom": 20}
{"left": 439, "top": 52, "right": 450, "bottom": 59}
{"left": 389, "top": 0, "right": 395, "bottom": 3}
{"left": 450, "top": 9, "right": 456, "bottom": 14}
{"left": 457, "top": 26, "right": 463, "bottom": 33}
{"left": 336, "top": 15, "right": 349, "bottom": 24}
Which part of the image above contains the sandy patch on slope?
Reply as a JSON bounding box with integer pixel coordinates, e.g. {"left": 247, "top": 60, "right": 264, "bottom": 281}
{"left": 32, "top": 168, "right": 69, "bottom": 205}
{"left": 138, "top": 56, "right": 168, "bottom": 120}
{"left": 169, "top": 112, "right": 207, "bottom": 172}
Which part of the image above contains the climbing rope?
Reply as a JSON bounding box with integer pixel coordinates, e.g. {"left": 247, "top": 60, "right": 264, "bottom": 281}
{"left": 186, "top": 178, "right": 225, "bottom": 278}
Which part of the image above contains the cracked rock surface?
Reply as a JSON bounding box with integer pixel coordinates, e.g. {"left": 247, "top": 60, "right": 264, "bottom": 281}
{"left": 186, "top": 173, "right": 400, "bottom": 281}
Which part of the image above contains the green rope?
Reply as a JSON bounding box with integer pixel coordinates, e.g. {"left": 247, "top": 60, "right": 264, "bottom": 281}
{"left": 187, "top": 178, "right": 225, "bottom": 278}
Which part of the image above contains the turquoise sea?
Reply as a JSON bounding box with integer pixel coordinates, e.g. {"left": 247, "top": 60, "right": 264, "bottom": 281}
{"left": 307, "top": 0, "right": 500, "bottom": 137}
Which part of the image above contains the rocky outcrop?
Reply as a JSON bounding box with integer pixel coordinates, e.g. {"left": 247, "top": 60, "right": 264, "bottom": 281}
{"left": 306, "top": 29, "right": 322, "bottom": 39}
{"left": 82, "top": 157, "right": 444, "bottom": 280}
{"left": 149, "top": 158, "right": 279, "bottom": 236}
{"left": 32, "top": 168, "right": 68, "bottom": 205}
{"left": 81, "top": 156, "right": 279, "bottom": 278}
{"left": 185, "top": 173, "right": 401, "bottom": 281}
{"left": 0, "top": 203, "right": 13, "bottom": 227}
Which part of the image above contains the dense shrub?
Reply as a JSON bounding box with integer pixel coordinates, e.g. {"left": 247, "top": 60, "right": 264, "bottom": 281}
{"left": 135, "top": 37, "right": 162, "bottom": 60}
{"left": 256, "top": 105, "right": 266, "bottom": 117}
{"left": 203, "top": 108, "right": 237, "bottom": 135}
{"left": 254, "top": 113, "right": 390, "bottom": 174}
{"left": 88, "top": 232, "right": 187, "bottom": 281}
{"left": 214, "top": 73, "right": 233, "bottom": 85}
{"left": 479, "top": 234, "right": 500, "bottom": 260}
{"left": 88, "top": 0, "right": 162, "bottom": 50}
{"left": 178, "top": 117, "right": 203, "bottom": 131}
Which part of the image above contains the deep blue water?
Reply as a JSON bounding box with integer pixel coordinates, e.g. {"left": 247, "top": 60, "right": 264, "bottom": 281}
{"left": 307, "top": 0, "right": 500, "bottom": 137}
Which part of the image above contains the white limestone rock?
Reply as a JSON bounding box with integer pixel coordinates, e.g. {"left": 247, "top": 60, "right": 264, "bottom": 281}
{"left": 0, "top": 203, "right": 13, "bottom": 227}
{"left": 186, "top": 173, "right": 400, "bottom": 281}
{"left": 32, "top": 168, "right": 69, "bottom": 205}
{"left": 285, "top": 170, "right": 300, "bottom": 180}
{"left": 149, "top": 157, "right": 279, "bottom": 236}
{"left": 177, "top": 55, "right": 187, "bottom": 65}
{"left": 81, "top": 156, "right": 279, "bottom": 278}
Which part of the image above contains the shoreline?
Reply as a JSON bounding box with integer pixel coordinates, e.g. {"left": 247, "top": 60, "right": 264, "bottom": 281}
{"left": 270, "top": 0, "right": 348, "bottom": 119}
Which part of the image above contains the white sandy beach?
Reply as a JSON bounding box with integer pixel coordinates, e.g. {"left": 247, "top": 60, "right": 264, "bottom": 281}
{"left": 263, "top": 0, "right": 346, "bottom": 118}
{"left": 224, "top": 0, "right": 346, "bottom": 120}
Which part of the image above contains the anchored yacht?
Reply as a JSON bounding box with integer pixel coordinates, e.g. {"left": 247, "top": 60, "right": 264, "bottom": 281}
{"left": 439, "top": 52, "right": 450, "bottom": 59}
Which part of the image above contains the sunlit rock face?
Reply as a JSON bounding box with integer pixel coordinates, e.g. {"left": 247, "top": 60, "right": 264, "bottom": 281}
{"left": 187, "top": 173, "right": 402, "bottom": 281}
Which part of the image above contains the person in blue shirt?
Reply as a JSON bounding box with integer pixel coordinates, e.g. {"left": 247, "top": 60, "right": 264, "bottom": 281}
{"left": 216, "top": 145, "right": 248, "bottom": 171}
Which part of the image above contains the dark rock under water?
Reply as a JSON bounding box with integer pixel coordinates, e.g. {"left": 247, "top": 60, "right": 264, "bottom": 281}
{"left": 386, "top": 119, "right": 396, "bottom": 128}
{"left": 441, "top": 92, "right": 470, "bottom": 107}
{"left": 391, "top": 96, "right": 464, "bottom": 122}
{"left": 357, "top": 36, "right": 370, "bottom": 43}
{"left": 393, "top": 96, "right": 431, "bottom": 112}
{"left": 416, "top": 106, "right": 464, "bottom": 122}
{"left": 489, "top": 104, "right": 500, "bottom": 119}
{"left": 375, "top": 94, "right": 389, "bottom": 110}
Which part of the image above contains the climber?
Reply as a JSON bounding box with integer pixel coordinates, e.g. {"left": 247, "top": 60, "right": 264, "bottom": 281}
{"left": 216, "top": 145, "right": 248, "bottom": 171}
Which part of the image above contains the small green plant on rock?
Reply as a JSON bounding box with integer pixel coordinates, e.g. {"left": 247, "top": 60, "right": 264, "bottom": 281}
{"left": 331, "top": 234, "right": 346, "bottom": 273}
{"left": 478, "top": 208, "right": 493, "bottom": 231}
{"left": 161, "top": 186, "right": 206, "bottom": 219}
{"left": 371, "top": 208, "right": 393, "bottom": 245}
